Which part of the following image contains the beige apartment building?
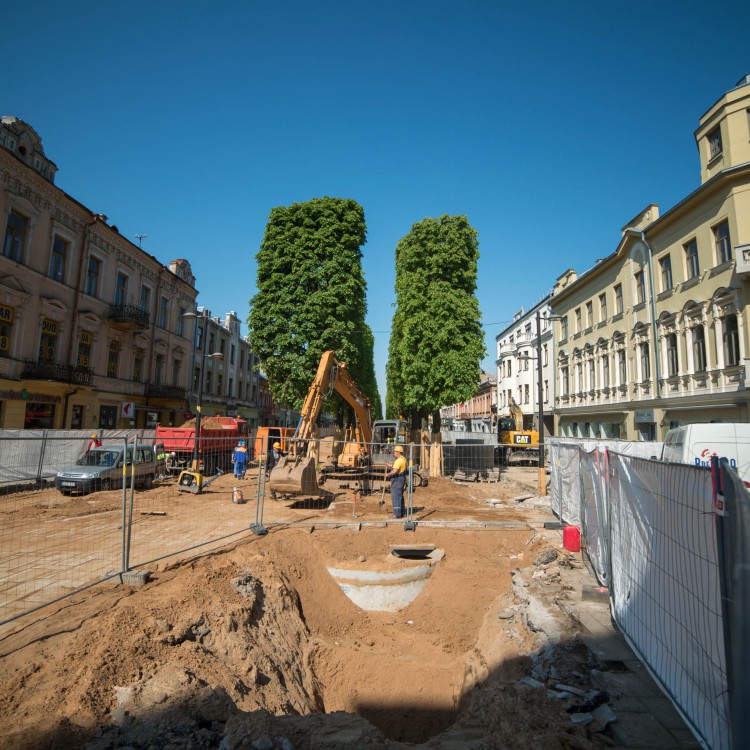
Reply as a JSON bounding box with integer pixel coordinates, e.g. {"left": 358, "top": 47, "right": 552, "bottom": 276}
{"left": 190, "top": 310, "right": 262, "bottom": 428}
{"left": 550, "top": 75, "right": 750, "bottom": 440}
{"left": 0, "top": 116, "right": 199, "bottom": 429}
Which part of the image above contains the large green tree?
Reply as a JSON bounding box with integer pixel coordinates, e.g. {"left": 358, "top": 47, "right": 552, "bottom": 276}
{"left": 248, "top": 197, "right": 381, "bottom": 418}
{"left": 386, "top": 215, "right": 485, "bottom": 427}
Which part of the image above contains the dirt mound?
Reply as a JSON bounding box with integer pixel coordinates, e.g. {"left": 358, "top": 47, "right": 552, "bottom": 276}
{"left": 0, "top": 469, "right": 613, "bottom": 749}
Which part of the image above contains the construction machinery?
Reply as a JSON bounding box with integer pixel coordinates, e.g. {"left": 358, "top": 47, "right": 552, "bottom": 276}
{"left": 269, "top": 351, "right": 373, "bottom": 496}
{"left": 497, "top": 396, "right": 539, "bottom": 465}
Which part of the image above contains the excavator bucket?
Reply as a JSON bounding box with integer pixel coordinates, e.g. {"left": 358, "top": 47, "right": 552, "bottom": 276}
{"left": 268, "top": 455, "right": 320, "bottom": 496}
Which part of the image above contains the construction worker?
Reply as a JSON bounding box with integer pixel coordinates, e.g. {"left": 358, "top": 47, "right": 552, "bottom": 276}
{"left": 87, "top": 433, "right": 102, "bottom": 452}
{"left": 233, "top": 440, "right": 248, "bottom": 479}
{"left": 266, "top": 441, "right": 285, "bottom": 499}
{"left": 385, "top": 444, "right": 407, "bottom": 518}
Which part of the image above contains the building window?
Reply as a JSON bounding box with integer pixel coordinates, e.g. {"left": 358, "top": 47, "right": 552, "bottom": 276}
{"left": 48, "top": 236, "right": 68, "bottom": 282}
{"left": 228, "top": 377, "right": 233, "bottom": 396}
{"left": 158, "top": 297, "right": 168, "bottom": 328}
{"left": 692, "top": 326, "right": 706, "bottom": 373}
{"left": 543, "top": 343, "right": 548, "bottom": 366}
{"left": 133, "top": 348, "right": 144, "bottom": 382}
{"left": 115, "top": 273, "right": 128, "bottom": 306}
{"left": 239, "top": 350, "right": 245, "bottom": 370}
{"left": 640, "top": 343, "right": 650, "bottom": 382}
{"left": 713, "top": 221, "right": 731, "bottom": 265}
{"left": 602, "top": 355, "right": 609, "bottom": 387}
{"left": 39, "top": 318, "right": 58, "bottom": 362}
{"left": 107, "top": 340, "right": 120, "bottom": 377}
{"left": 172, "top": 359, "right": 181, "bottom": 386}
{"left": 154, "top": 354, "right": 164, "bottom": 385}
{"left": 708, "top": 126, "right": 723, "bottom": 159}
{"left": 586, "top": 302, "right": 593, "bottom": 328}
{"left": 561, "top": 317, "right": 568, "bottom": 339}
{"left": 666, "top": 333, "right": 678, "bottom": 377}
{"left": 544, "top": 380, "right": 549, "bottom": 403}
{"left": 77, "top": 331, "right": 92, "bottom": 368}
{"left": 507, "top": 360, "right": 512, "bottom": 377}
{"left": 659, "top": 255, "right": 673, "bottom": 291}
{"left": 618, "top": 350, "right": 627, "bottom": 384}
{"left": 177, "top": 307, "right": 185, "bottom": 337}
{"left": 230, "top": 344, "right": 235, "bottom": 365}
{"left": 588, "top": 360, "right": 596, "bottom": 390}
{"left": 193, "top": 367, "right": 200, "bottom": 391}
{"left": 85, "top": 257, "right": 100, "bottom": 297}
{"left": 139, "top": 285, "right": 151, "bottom": 313}
{"left": 523, "top": 384, "right": 529, "bottom": 404}
{"left": 684, "top": 239, "right": 699, "bottom": 280}
{"left": 196, "top": 325, "right": 204, "bottom": 352}
{"left": 209, "top": 333, "right": 215, "bottom": 353}
{"left": 599, "top": 293, "right": 607, "bottom": 321}
{"left": 522, "top": 354, "right": 529, "bottom": 371}
{"left": 575, "top": 308, "right": 581, "bottom": 333}
{"left": 576, "top": 363, "right": 583, "bottom": 393}
{"left": 2, "top": 210, "right": 28, "bottom": 262}
{"left": 614, "top": 284, "right": 623, "bottom": 315}
{"left": 723, "top": 315, "right": 740, "bottom": 367}
{"left": 220, "top": 338, "right": 226, "bottom": 355}
{"left": 634, "top": 271, "right": 645, "bottom": 304}
{"left": 0, "top": 303, "right": 14, "bottom": 358}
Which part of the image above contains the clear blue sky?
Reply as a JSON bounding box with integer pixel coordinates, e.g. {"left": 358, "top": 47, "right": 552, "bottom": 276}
{"left": 4, "top": 1, "right": 749, "bottom": 406}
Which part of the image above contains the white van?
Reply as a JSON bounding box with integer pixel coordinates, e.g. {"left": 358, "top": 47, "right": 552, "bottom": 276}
{"left": 662, "top": 423, "right": 750, "bottom": 485}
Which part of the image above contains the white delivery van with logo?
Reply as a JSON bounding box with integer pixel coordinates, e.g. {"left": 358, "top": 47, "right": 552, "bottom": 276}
{"left": 662, "top": 423, "right": 750, "bottom": 485}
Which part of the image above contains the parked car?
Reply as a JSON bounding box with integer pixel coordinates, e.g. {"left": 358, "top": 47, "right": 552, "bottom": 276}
{"left": 55, "top": 445, "right": 157, "bottom": 495}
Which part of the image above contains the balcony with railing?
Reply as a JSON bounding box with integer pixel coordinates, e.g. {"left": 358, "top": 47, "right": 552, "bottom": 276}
{"left": 145, "top": 383, "right": 187, "bottom": 401}
{"left": 22, "top": 360, "right": 93, "bottom": 385}
{"left": 108, "top": 305, "right": 150, "bottom": 330}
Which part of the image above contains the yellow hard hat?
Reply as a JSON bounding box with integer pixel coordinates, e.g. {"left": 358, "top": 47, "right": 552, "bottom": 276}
{"left": 393, "top": 445, "right": 404, "bottom": 454}
{"left": 273, "top": 442, "right": 281, "bottom": 449}
{"left": 91, "top": 433, "right": 97, "bottom": 439}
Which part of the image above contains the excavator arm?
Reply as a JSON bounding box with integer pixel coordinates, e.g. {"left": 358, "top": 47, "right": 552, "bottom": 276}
{"left": 269, "top": 351, "right": 373, "bottom": 496}
{"left": 293, "top": 350, "right": 372, "bottom": 448}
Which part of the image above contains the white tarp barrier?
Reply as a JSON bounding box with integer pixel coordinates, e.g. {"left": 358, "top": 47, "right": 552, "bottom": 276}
{"left": 580, "top": 448, "right": 609, "bottom": 585}
{"left": 608, "top": 452, "right": 729, "bottom": 750}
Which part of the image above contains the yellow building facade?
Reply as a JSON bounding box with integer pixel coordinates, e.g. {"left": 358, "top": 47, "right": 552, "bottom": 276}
{"left": 551, "top": 76, "right": 750, "bottom": 439}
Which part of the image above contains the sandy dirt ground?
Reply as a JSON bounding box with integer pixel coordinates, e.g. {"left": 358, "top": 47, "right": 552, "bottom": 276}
{"left": 0, "top": 469, "right": 616, "bottom": 749}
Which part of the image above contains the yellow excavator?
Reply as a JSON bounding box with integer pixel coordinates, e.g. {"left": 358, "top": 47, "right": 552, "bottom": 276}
{"left": 497, "top": 395, "right": 539, "bottom": 464}
{"left": 268, "top": 350, "right": 373, "bottom": 496}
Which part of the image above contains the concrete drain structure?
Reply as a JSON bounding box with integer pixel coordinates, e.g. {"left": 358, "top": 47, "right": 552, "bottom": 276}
{"left": 327, "top": 545, "right": 444, "bottom": 612}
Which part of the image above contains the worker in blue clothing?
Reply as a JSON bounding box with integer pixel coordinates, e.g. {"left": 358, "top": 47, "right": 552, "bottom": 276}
{"left": 233, "top": 440, "right": 248, "bottom": 479}
{"left": 384, "top": 444, "right": 407, "bottom": 518}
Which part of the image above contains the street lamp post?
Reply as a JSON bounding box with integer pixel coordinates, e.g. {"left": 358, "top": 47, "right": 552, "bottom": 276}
{"left": 536, "top": 310, "right": 545, "bottom": 497}
{"left": 183, "top": 309, "right": 223, "bottom": 472}
{"left": 535, "top": 310, "right": 564, "bottom": 497}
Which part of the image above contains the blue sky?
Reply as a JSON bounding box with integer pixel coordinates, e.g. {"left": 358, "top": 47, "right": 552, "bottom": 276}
{"left": 4, "top": 1, "right": 750, "bottom": 405}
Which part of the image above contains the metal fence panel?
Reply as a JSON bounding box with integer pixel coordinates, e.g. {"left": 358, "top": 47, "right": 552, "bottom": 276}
{"left": 608, "top": 453, "right": 729, "bottom": 750}
{"left": 0, "top": 435, "right": 130, "bottom": 625}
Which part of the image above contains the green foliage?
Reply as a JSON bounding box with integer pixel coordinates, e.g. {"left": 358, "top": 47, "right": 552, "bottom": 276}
{"left": 386, "top": 215, "right": 485, "bottom": 424}
{"left": 248, "top": 197, "right": 381, "bottom": 416}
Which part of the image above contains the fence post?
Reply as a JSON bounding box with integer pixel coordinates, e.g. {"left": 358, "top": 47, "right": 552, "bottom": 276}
{"left": 404, "top": 443, "right": 416, "bottom": 531}
{"left": 36, "top": 429, "right": 48, "bottom": 487}
{"left": 120, "top": 436, "right": 130, "bottom": 576}
{"left": 251, "top": 435, "right": 268, "bottom": 536}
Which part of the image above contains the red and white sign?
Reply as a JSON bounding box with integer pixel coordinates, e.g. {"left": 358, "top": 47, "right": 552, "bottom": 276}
{"left": 120, "top": 401, "right": 135, "bottom": 418}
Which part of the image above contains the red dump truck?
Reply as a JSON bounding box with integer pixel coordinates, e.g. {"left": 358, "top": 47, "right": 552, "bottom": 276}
{"left": 156, "top": 416, "right": 248, "bottom": 475}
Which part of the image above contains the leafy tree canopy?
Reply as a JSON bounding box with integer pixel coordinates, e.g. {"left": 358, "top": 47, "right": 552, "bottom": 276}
{"left": 386, "top": 215, "right": 485, "bottom": 425}
{"left": 248, "top": 197, "right": 381, "bottom": 418}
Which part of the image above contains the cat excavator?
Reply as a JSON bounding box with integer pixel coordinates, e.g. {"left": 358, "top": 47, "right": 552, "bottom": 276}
{"left": 268, "top": 350, "right": 373, "bottom": 496}
{"left": 497, "top": 395, "right": 539, "bottom": 465}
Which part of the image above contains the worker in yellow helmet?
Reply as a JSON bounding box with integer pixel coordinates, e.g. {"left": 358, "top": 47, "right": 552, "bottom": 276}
{"left": 385, "top": 444, "right": 407, "bottom": 518}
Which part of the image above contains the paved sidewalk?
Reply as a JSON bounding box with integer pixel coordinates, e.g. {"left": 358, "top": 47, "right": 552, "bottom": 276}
{"left": 552, "top": 545, "right": 702, "bottom": 749}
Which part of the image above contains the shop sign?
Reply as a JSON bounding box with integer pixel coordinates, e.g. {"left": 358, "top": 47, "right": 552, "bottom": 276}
{"left": 0, "top": 303, "right": 14, "bottom": 323}
{"left": 121, "top": 401, "right": 135, "bottom": 418}
{"left": 634, "top": 409, "right": 655, "bottom": 423}
{"left": 0, "top": 390, "right": 60, "bottom": 403}
{"left": 42, "top": 318, "right": 58, "bottom": 335}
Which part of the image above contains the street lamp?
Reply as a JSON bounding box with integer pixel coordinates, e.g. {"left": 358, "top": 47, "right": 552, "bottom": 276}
{"left": 535, "top": 310, "right": 564, "bottom": 497}
{"left": 183, "top": 310, "right": 223, "bottom": 471}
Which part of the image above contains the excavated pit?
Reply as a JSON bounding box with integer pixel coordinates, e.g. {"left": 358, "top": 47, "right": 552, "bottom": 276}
{"left": 0, "top": 519, "right": 601, "bottom": 750}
